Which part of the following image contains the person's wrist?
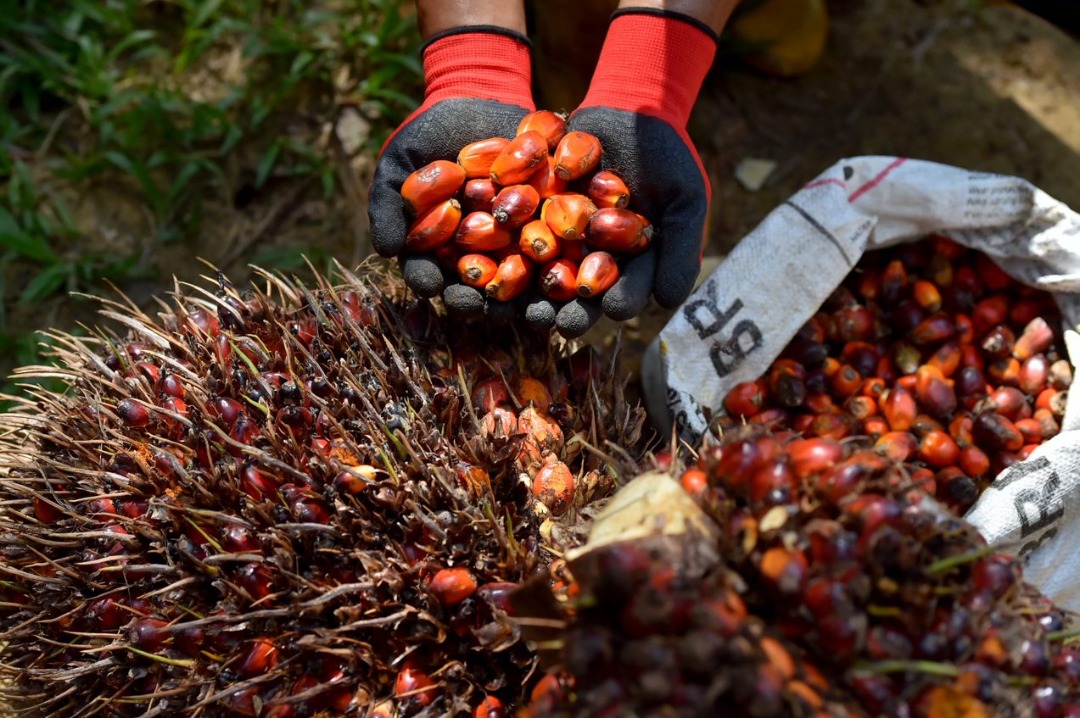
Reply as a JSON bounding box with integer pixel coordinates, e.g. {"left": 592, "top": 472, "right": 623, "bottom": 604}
{"left": 418, "top": 3, "right": 527, "bottom": 39}
{"left": 420, "top": 30, "right": 534, "bottom": 110}
{"left": 614, "top": 0, "right": 737, "bottom": 35}
{"left": 577, "top": 11, "right": 717, "bottom": 128}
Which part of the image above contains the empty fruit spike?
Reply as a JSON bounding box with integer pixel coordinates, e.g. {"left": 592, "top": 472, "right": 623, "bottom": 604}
{"left": 400, "top": 160, "right": 466, "bottom": 215}
{"left": 553, "top": 131, "right": 602, "bottom": 181}
{"left": 517, "top": 110, "right": 567, "bottom": 151}
{"left": 576, "top": 251, "right": 619, "bottom": 298}
{"left": 490, "top": 131, "right": 548, "bottom": 186}
{"left": 457, "top": 137, "right": 509, "bottom": 179}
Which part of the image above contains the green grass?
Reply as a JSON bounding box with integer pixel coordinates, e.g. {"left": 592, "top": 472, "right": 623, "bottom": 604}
{"left": 0, "top": 0, "right": 423, "bottom": 404}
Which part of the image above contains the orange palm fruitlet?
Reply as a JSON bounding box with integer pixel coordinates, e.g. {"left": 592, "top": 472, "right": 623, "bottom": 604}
{"left": 492, "top": 184, "right": 541, "bottom": 229}
{"left": 532, "top": 459, "right": 575, "bottom": 516}
{"left": 462, "top": 178, "right": 497, "bottom": 213}
{"left": 526, "top": 156, "right": 568, "bottom": 199}
{"left": 454, "top": 212, "right": 512, "bottom": 252}
{"left": 576, "top": 251, "right": 619, "bottom": 298}
{"left": 490, "top": 131, "right": 548, "bottom": 186}
{"left": 515, "top": 376, "right": 552, "bottom": 409}
{"left": 586, "top": 170, "right": 630, "bottom": 209}
{"left": 561, "top": 240, "right": 588, "bottom": 263}
{"left": 457, "top": 138, "right": 509, "bottom": 178}
{"left": 541, "top": 193, "right": 597, "bottom": 241}
{"left": 486, "top": 253, "right": 533, "bottom": 301}
{"left": 517, "top": 110, "right": 567, "bottom": 151}
{"left": 586, "top": 207, "right": 652, "bottom": 253}
{"left": 553, "top": 131, "right": 602, "bottom": 180}
{"left": 427, "top": 567, "right": 478, "bottom": 606}
{"left": 457, "top": 254, "right": 499, "bottom": 289}
{"left": 538, "top": 259, "right": 579, "bottom": 302}
{"left": 405, "top": 198, "right": 462, "bottom": 252}
{"left": 519, "top": 220, "right": 561, "bottom": 264}
{"left": 400, "top": 160, "right": 467, "bottom": 215}
{"left": 239, "top": 639, "right": 280, "bottom": 677}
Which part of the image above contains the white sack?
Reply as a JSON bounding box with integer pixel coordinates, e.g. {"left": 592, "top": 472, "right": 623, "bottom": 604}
{"left": 641, "top": 156, "right": 1080, "bottom": 610}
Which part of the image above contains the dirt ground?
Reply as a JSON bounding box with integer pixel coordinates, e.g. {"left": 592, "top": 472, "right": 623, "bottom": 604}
{"left": 6, "top": 0, "right": 1080, "bottom": 378}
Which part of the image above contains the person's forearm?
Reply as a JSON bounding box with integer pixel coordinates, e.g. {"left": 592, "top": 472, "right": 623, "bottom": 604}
{"left": 616, "top": 0, "right": 738, "bottom": 34}
{"left": 417, "top": 0, "right": 527, "bottom": 39}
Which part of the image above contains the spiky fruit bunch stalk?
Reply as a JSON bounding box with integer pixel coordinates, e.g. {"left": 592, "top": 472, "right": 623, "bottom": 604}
{"left": 0, "top": 262, "right": 645, "bottom": 717}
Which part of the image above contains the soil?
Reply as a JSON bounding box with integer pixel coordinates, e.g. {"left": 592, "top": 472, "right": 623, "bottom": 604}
{"left": 6, "top": 0, "right": 1080, "bottom": 380}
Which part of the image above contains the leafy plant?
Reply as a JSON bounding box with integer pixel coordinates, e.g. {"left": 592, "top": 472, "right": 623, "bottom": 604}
{"left": 0, "top": 0, "right": 424, "bottom": 397}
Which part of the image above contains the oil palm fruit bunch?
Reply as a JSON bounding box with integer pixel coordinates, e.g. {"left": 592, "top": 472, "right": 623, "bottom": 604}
{"left": 721, "top": 235, "right": 1069, "bottom": 513}
{"left": 0, "top": 262, "right": 645, "bottom": 717}
{"left": 398, "top": 110, "right": 653, "bottom": 314}
{"left": 521, "top": 429, "right": 1079, "bottom": 717}
{"left": 515, "top": 521, "right": 866, "bottom": 717}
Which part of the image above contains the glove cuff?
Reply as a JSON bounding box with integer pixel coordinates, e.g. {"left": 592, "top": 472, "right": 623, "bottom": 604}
{"left": 421, "top": 30, "right": 534, "bottom": 111}
{"left": 578, "top": 11, "right": 716, "bottom": 129}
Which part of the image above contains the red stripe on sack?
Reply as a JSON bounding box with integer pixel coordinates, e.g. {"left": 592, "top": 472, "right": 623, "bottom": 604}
{"left": 848, "top": 157, "right": 908, "bottom": 203}
{"left": 802, "top": 178, "right": 847, "bottom": 191}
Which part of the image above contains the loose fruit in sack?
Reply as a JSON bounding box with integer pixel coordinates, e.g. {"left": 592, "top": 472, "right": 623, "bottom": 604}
{"left": 718, "top": 236, "right": 1068, "bottom": 515}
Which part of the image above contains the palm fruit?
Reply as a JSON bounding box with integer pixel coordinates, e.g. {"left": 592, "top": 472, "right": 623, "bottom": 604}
{"left": 394, "top": 114, "right": 646, "bottom": 329}
{"left": 513, "top": 474, "right": 864, "bottom": 717}
{"left": 719, "top": 236, "right": 1068, "bottom": 513}
{"left": 0, "top": 262, "right": 646, "bottom": 716}
{"left": 520, "top": 430, "right": 1080, "bottom": 717}
{"left": 685, "top": 428, "right": 1079, "bottom": 717}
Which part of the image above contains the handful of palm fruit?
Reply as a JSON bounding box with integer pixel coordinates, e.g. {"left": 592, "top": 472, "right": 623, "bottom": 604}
{"left": 398, "top": 110, "right": 652, "bottom": 314}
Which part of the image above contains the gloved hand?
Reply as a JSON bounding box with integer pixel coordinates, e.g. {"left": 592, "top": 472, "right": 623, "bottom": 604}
{"left": 368, "top": 28, "right": 534, "bottom": 313}
{"left": 541, "top": 9, "right": 718, "bottom": 338}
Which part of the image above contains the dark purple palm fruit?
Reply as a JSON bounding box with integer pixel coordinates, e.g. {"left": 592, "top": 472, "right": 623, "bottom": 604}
{"left": 679, "top": 426, "right": 1080, "bottom": 718}
{"left": 0, "top": 261, "right": 646, "bottom": 717}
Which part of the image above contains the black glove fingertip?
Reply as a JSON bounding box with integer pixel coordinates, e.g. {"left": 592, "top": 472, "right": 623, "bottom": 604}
{"left": 602, "top": 250, "right": 657, "bottom": 321}
{"left": 556, "top": 298, "right": 603, "bottom": 339}
{"left": 442, "top": 283, "right": 484, "bottom": 318}
{"left": 653, "top": 258, "right": 701, "bottom": 308}
{"left": 401, "top": 255, "right": 444, "bottom": 298}
{"left": 523, "top": 295, "right": 558, "bottom": 331}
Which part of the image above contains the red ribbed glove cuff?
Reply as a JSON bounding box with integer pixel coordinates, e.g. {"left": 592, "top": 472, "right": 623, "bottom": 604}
{"left": 422, "top": 32, "right": 534, "bottom": 110}
{"left": 578, "top": 13, "right": 716, "bottom": 129}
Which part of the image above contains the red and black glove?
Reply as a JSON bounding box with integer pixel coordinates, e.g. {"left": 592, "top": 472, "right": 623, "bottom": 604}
{"left": 548, "top": 9, "right": 717, "bottom": 337}
{"left": 368, "top": 28, "right": 534, "bottom": 315}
